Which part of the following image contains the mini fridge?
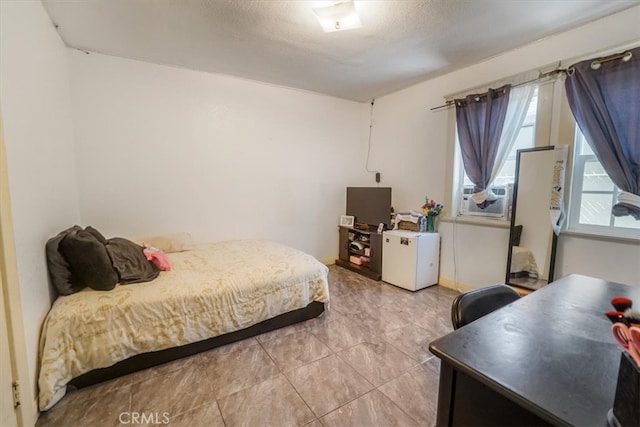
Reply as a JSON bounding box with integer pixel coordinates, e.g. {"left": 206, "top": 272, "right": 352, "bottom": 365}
{"left": 382, "top": 230, "right": 440, "bottom": 291}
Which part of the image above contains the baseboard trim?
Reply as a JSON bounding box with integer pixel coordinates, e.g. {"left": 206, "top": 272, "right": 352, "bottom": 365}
{"left": 31, "top": 397, "right": 39, "bottom": 426}
{"left": 438, "top": 277, "right": 475, "bottom": 293}
{"left": 18, "top": 397, "right": 38, "bottom": 427}
{"left": 439, "top": 277, "right": 520, "bottom": 295}
{"left": 320, "top": 258, "right": 336, "bottom": 266}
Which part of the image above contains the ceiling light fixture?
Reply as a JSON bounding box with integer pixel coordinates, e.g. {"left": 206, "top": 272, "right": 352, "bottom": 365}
{"left": 312, "top": 1, "right": 362, "bottom": 33}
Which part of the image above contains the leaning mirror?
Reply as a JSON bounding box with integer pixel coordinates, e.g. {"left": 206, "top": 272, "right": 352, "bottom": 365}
{"left": 506, "top": 146, "right": 559, "bottom": 290}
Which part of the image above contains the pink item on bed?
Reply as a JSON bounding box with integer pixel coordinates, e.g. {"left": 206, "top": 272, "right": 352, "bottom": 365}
{"left": 143, "top": 245, "right": 171, "bottom": 271}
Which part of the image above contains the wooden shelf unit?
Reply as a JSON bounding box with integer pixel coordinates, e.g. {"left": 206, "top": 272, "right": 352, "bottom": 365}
{"left": 336, "top": 226, "right": 382, "bottom": 281}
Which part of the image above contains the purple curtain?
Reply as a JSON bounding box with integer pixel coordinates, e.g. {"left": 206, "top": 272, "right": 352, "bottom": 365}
{"left": 455, "top": 85, "right": 511, "bottom": 208}
{"left": 565, "top": 47, "right": 640, "bottom": 219}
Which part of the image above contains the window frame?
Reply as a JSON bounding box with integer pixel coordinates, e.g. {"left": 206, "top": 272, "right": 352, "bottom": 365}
{"left": 447, "top": 80, "right": 554, "bottom": 224}
{"left": 566, "top": 129, "right": 640, "bottom": 239}
{"left": 443, "top": 43, "right": 639, "bottom": 241}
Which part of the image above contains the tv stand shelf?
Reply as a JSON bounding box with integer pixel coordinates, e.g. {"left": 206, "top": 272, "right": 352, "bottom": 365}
{"left": 336, "top": 226, "right": 382, "bottom": 281}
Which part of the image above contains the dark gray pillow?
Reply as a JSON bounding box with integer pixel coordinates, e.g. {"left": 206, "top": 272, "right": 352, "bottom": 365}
{"left": 84, "top": 226, "right": 107, "bottom": 245}
{"left": 105, "top": 238, "right": 159, "bottom": 284}
{"left": 59, "top": 229, "right": 118, "bottom": 291}
{"left": 45, "top": 225, "right": 83, "bottom": 296}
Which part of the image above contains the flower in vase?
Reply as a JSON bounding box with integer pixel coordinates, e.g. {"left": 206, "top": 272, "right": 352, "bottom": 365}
{"left": 421, "top": 197, "right": 444, "bottom": 217}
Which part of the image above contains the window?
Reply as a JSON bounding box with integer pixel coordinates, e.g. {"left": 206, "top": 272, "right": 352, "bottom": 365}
{"left": 457, "top": 89, "right": 538, "bottom": 217}
{"left": 568, "top": 129, "right": 640, "bottom": 236}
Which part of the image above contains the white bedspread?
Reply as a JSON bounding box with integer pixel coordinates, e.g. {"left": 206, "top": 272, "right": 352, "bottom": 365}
{"left": 510, "top": 246, "right": 539, "bottom": 278}
{"left": 38, "top": 240, "right": 329, "bottom": 410}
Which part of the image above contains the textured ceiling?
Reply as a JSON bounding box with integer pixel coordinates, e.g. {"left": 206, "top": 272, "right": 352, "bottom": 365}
{"left": 42, "top": 0, "right": 639, "bottom": 102}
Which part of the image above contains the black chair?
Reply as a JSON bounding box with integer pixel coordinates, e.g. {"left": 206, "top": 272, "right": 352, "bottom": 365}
{"left": 451, "top": 284, "right": 520, "bottom": 329}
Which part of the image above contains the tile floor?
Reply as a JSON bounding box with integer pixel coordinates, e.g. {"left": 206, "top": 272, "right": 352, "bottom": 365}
{"left": 36, "top": 265, "right": 459, "bottom": 427}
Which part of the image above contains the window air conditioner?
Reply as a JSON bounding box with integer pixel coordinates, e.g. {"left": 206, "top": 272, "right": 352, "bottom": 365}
{"left": 460, "top": 185, "right": 508, "bottom": 218}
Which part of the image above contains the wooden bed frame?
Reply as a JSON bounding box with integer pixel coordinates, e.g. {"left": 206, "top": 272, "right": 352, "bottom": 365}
{"left": 68, "top": 301, "right": 325, "bottom": 389}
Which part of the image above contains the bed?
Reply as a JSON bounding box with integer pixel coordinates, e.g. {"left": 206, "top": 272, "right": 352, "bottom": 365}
{"left": 509, "top": 246, "right": 539, "bottom": 279}
{"left": 38, "top": 239, "right": 329, "bottom": 411}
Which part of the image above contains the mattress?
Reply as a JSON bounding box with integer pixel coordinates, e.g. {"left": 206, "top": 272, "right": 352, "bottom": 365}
{"left": 510, "top": 246, "right": 539, "bottom": 279}
{"left": 38, "top": 240, "right": 330, "bottom": 411}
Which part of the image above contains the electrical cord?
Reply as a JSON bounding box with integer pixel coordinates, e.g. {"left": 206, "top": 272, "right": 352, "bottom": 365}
{"left": 453, "top": 216, "right": 461, "bottom": 292}
{"left": 365, "top": 99, "right": 380, "bottom": 183}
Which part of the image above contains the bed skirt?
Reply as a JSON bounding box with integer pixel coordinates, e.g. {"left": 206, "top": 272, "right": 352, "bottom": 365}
{"left": 68, "top": 301, "right": 325, "bottom": 389}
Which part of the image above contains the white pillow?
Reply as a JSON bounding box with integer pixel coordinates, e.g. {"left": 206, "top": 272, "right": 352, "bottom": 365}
{"left": 134, "top": 232, "right": 193, "bottom": 253}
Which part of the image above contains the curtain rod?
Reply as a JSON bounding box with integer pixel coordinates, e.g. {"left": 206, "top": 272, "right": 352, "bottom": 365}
{"left": 585, "top": 50, "right": 632, "bottom": 71}
{"left": 429, "top": 68, "right": 567, "bottom": 112}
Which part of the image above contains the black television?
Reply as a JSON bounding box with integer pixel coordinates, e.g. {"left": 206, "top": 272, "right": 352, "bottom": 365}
{"left": 346, "top": 187, "right": 392, "bottom": 227}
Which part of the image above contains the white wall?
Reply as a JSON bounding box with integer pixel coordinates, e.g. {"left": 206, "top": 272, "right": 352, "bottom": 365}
{"left": 555, "top": 236, "right": 639, "bottom": 285}
{"left": 69, "top": 51, "right": 370, "bottom": 261}
{"left": 0, "top": 0, "right": 81, "bottom": 403}
{"left": 371, "top": 6, "right": 640, "bottom": 288}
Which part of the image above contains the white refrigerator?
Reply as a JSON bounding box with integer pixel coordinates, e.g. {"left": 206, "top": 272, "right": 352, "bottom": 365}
{"left": 382, "top": 230, "right": 440, "bottom": 291}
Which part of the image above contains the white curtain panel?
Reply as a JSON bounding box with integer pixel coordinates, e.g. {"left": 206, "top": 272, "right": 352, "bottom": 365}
{"left": 488, "top": 83, "right": 537, "bottom": 187}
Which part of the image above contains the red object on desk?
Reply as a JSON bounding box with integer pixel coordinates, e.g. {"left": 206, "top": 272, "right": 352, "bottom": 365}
{"left": 611, "top": 297, "right": 633, "bottom": 312}
{"left": 606, "top": 311, "right": 627, "bottom": 324}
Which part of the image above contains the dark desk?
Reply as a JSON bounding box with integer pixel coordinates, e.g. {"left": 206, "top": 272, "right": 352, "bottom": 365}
{"left": 429, "top": 274, "right": 640, "bottom": 426}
